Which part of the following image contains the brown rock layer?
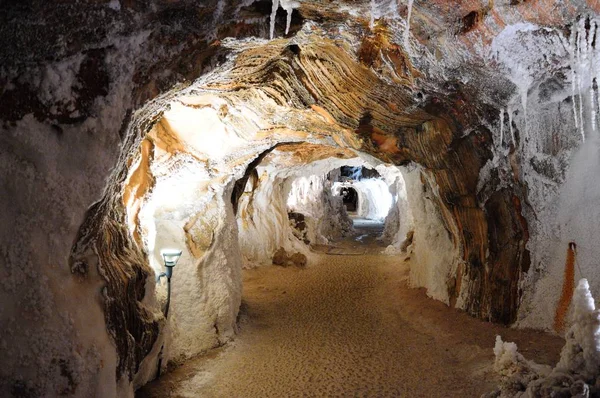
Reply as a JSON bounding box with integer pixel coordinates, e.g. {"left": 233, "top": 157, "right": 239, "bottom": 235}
{"left": 200, "top": 33, "right": 524, "bottom": 323}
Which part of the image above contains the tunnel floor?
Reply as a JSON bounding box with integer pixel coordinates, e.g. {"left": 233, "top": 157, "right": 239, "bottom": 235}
{"left": 137, "top": 227, "right": 564, "bottom": 397}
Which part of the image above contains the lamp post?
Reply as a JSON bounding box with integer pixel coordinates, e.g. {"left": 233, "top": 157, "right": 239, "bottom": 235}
{"left": 156, "top": 249, "right": 182, "bottom": 318}
{"left": 155, "top": 248, "right": 182, "bottom": 379}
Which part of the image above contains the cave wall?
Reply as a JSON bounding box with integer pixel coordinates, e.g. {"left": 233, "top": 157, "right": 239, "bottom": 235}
{"left": 237, "top": 170, "right": 306, "bottom": 266}
{"left": 382, "top": 166, "right": 461, "bottom": 305}
{"left": 0, "top": 26, "right": 141, "bottom": 398}
{"left": 381, "top": 166, "right": 411, "bottom": 248}
{"left": 237, "top": 153, "right": 364, "bottom": 266}
{"left": 286, "top": 172, "right": 351, "bottom": 244}
{"left": 0, "top": 112, "right": 122, "bottom": 396}
{"left": 196, "top": 31, "right": 520, "bottom": 323}
{"left": 474, "top": 18, "right": 600, "bottom": 330}
{"left": 332, "top": 177, "right": 395, "bottom": 221}
{"left": 407, "top": 168, "right": 463, "bottom": 306}
{"left": 138, "top": 164, "right": 242, "bottom": 368}
{"left": 3, "top": 0, "right": 600, "bottom": 395}
{"left": 0, "top": 0, "right": 277, "bottom": 393}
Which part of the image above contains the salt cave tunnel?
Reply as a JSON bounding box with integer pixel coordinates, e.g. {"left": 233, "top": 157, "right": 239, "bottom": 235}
{"left": 4, "top": 0, "right": 600, "bottom": 396}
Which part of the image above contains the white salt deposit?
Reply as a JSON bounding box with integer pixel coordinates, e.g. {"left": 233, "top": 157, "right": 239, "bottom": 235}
{"left": 491, "top": 279, "right": 600, "bottom": 396}
{"left": 556, "top": 279, "right": 600, "bottom": 378}
{"left": 383, "top": 166, "right": 459, "bottom": 304}
{"left": 403, "top": 0, "right": 413, "bottom": 50}
{"left": 332, "top": 178, "right": 393, "bottom": 221}
{"left": 270, "top": 0, "right": 300, "bottom": 39}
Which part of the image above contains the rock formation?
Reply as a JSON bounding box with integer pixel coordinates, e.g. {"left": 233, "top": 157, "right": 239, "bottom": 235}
{"left": 2, "top": 0, "right": 600, "bottom": 395}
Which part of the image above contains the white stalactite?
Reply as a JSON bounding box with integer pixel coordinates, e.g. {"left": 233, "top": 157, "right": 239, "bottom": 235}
{"left": 508, "top": 107, "right": 515, "bottom": 145}
{"left": 270, "top": 0, "right": 300, "bottom": 39}
{"left": 403, "top": 0, "right": 414, "bottom": 50}
{"left": 269, "top": 0, "right": 279, "bottom": 40}
{"left": 499, "top": 108, "right": 504, "bottom": 148}
{"left": 570, "top": 24, "right": 580, "bottom": 134}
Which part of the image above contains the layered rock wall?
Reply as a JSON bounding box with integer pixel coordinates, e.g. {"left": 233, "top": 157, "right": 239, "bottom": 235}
{"left": 3, "top": 1, "right": 600, "bottom": 396}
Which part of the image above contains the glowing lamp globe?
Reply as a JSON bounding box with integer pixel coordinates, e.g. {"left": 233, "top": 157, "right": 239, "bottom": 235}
{"left": 161, "top": 249, "right": 182, "bottom": 278}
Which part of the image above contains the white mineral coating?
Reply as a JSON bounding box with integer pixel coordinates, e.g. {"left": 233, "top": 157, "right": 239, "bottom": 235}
{"left": 287, "top": 174, "right": 350, "bottom": 244}
{"left": 139, "top": 168, "right": 242, "bottom": 367}
{"left": 367, "top": 0, "right": 401, "bottom": 29}
{"left": 490, "top": 279, "right": 600, "bottom": 396}
{"left": 332, "top": 178, "right": 393, "bottom": 221}
{"left": 237, "top": 156, "right": 368, "bottom": 266}
{"left": 489, "top": 335, "right": 552, "bottom": 397}
{"left": 514, "top": 25, "right": 600, "bottom": 329}
{"left": 237, "top": 169, "right": 312, "bottom": 266}
{"left": 0, "top": 31, "right": 151, "bottom": 397}
{"left": 382, "top": 167, "right": 410, "bottom": 248}
{"left": 556, "top": 279, "right": 600, "bottom": 378}
{"left": 405, "top": 168, "right": 460, "bottom": 305}
{"left": 383, "top": 166, "right": 459, "bottom": 305}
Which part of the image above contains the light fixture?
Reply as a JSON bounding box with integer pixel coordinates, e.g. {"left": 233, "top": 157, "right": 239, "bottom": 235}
{"left": 156, "top": 248, "right": 182, "bottom": 315}
{"left": 161, "top": 249, "right": 182, "bottom": 277}
{"left": 155, "top": 248, "right": 182, "bottom": 380}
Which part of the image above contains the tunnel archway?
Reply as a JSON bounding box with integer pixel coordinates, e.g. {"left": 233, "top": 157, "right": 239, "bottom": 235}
{"left": 5, "top": 0, "right": 600, "bottom": 395}
{"left": 64, "top": 31, "right": 528, "bottom": 392}
{"left": 4, "top": 1, "right": 599, "bottom": 395}
{"left": 7, "top": 1, "right": 593, "bottom": 393}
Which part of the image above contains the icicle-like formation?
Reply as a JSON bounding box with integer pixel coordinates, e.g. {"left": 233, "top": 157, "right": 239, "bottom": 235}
{"left": 589, "top": 20, "right": 597, "bottom": 134}
{"left": 568, "top": 16, "right": 600, "bottom": 142}
{"left": 269, "top": 0, "right": 279, "bottom": 40}
{"left": 491, "top": 23, "right": 574, "bottom": 149}
{"left": 369, "top": 0, "right": 376, "bottom": 29}
{"left": 570, "top": 25, "right": 581, "bottom": 134}
{"left": 576, "top": 19, "right": 585, "bottom": 141}
{"left": 508, "top": 108, "right": 515, "bottom": 146}
{"left": 403, "top": 0, "right": 414, "bottom": 50}
{"left": 269, "top": 0, "right": 300, "bottom": 39}
{"left": 520, "top": 87, "right": 528, "bottom": 139}
{"left": 285, "top": 7, "right": 293, "bottom": 35}
{"left": 280, "top": 0, "right": 299, "bottom": 35}
{"left": 499, "top": 108, "right": 504, "bottom": 148}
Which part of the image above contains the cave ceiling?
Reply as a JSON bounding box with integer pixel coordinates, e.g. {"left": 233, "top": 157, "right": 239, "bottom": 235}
{"left": 13, "top": 0, "right": 590, "bottom": 330}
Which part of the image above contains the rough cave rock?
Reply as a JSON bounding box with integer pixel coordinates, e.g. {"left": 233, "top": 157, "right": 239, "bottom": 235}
{"left": 2, "top": 0, "right": 600, "bottom": 396}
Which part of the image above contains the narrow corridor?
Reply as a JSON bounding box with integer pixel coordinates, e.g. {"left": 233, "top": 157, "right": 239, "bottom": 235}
{"left": 138, "top": 227, "right": 563, "bottom": 397}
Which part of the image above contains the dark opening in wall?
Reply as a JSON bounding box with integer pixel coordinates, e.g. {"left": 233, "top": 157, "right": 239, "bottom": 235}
{"left": 340, "top": 186, "right": 358, "bottom": 212}
{"left": 339, "top": 166, "right": 381, "bottom": 181}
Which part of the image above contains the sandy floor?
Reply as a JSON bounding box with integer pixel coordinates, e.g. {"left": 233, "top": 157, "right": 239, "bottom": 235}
{"left": 137, "top": 223, "right": 564, "bottom": 398}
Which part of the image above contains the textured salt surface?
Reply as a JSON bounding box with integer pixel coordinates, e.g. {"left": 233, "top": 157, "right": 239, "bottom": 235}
{"left": 138, "top": 246, "right": 563, "bottom": 398}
